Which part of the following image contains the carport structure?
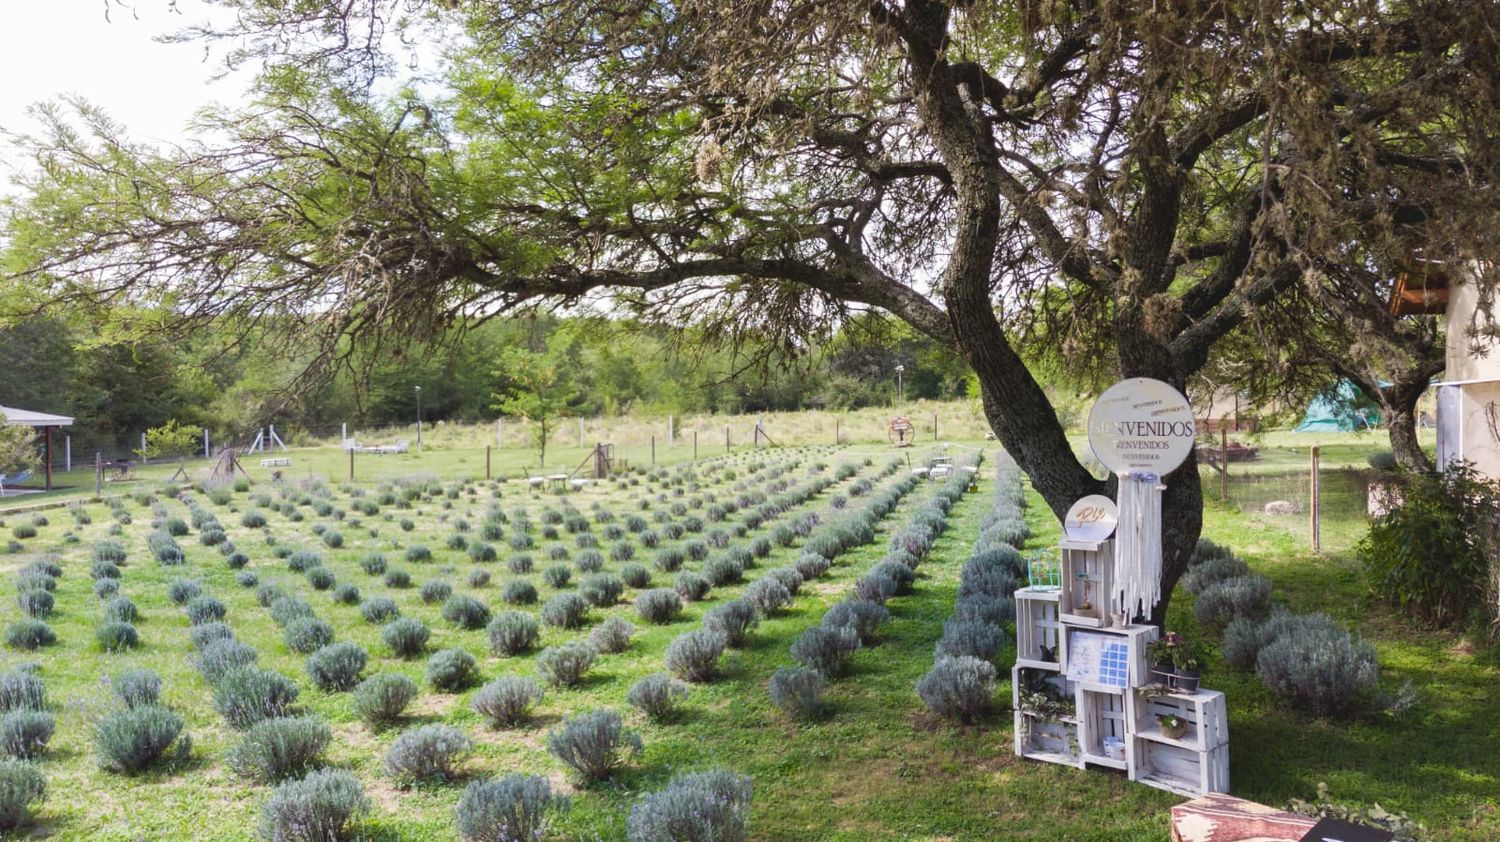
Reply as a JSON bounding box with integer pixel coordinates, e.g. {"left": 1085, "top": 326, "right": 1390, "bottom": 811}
{"left": 0, "top": 404, "right": 75, "bottom": 491}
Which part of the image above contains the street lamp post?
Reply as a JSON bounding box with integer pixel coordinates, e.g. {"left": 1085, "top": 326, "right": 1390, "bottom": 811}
{"left": 415, "top": 385, "right": 423, "bottom": 452}
{"left": 895, "top": 365, "right": 905, "bottom": 407}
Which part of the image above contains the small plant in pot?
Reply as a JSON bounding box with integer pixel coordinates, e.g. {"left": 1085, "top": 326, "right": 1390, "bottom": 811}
{"left": 1157, "top": 713, "right": 1190, "bottom": 740}
{"left": 1146, "top": 632, "right": 1184, "bottom": 684}
{"left": 1169, "top": 639, "right": 1201, "bottom": 692}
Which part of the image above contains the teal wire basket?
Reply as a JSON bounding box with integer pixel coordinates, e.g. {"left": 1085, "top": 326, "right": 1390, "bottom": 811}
{"left": 1025, "top": 551, "right": 1061, "bottom": 591}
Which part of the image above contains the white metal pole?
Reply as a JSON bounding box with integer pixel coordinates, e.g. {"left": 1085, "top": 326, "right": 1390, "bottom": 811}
{"left": 141, "top": 432, "right": 148, "bottom": 464}
{"left": 496, "top": 418, "right": 503, "bottom": 448}
{"left": 204, "top": 428, "right": 210, "bottom": 458}
{"left": 65, "top": 436, "right": 71, "bottom": 472}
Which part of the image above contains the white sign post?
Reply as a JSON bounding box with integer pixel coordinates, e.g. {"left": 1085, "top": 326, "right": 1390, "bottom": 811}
{"left": 1086, "top": 378, "right": 1196, "bottom": 623}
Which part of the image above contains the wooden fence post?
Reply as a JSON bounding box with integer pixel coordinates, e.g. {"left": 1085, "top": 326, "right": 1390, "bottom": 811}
{"left": 693, "top": 431, "right": 698, "bottom": 462}
{"left": 1220, "top": 426, "right": 1229, "bottom": 503}
{"left": 95, "top": 452, "right": 103, "bottom": 498}
{"left": 1310, "top": 446, "right": 1321, "bottom": 553}
{"left": 651, "top": 436, "right": 656, "bottom": 466}
{"left": 725, "top": 426, "right": 730, "bottom": 453}
{"left": 349, "top": 449, "right": 355, "bottom": 482}
{"left": 486, "top": 445, "right": 492, "bottom": 480}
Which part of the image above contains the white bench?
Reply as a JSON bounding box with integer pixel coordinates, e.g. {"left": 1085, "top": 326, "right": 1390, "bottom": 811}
{"left": 260, "top": 457, "right": 292, "bottom": 468}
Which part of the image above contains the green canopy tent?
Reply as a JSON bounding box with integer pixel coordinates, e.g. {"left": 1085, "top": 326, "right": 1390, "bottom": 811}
{"left": 1294, "top": 381, "right": 1382, "bottom": 432}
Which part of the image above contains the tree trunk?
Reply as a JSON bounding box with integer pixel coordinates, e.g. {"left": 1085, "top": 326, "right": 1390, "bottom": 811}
{"left": 1385, "top": 403, "right": 1431, "bottom": 472}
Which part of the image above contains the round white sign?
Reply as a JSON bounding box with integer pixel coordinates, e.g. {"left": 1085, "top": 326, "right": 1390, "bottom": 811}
{"left": 1064, "top": 494, "right": 1119, "bottom": 541}
{"left": 1086, "top": 378, "right": 1196, "bottom": 475}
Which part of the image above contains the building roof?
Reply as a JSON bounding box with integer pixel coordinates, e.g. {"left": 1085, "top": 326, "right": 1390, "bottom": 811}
{"left": 0, "top": 405, "right": 75, "bottom": 428}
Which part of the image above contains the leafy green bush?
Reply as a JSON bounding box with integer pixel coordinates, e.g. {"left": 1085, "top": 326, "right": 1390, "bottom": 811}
{"left": 426, "top": 648, "right": 478, "bottom": 692}
{"left": 259, "top": 768, "right": 367, "bottom": 842}
{"left": 743, "top": 578, "right": 792, "bottom": 616}
{"left": 103, "top": 596, "right": 138, "bottom": 623}
{"left": 0, "top": 711, "right": 54, "bottom": 759}
{"left": 702, "top": 556, "right": 743, "bottom": 587}
{"left": 353, "top": 674, "right": 418, "bottom": 726}
{"left": 96, "top": 621, "right": 140, "bottom": 652}
{"left": 405, "top": 545, "right": 433, "bottom": 563}
{"left": 917, "top": 656, "right": 997, "bottom": 721}
{"left": 197, "top": 638, "right": 259, "bottom": 683}
{"left": 0, "top": 672, "right": 43, "bottom": 713}
{"left": 383, "top": 569, "right": 413, "bottom": 589}
{"left": 471, "top": 676, "right": 544, "bottom": 727}
{"left": 304, "top": 567, "right": 336, "bottom": 590}
{"left": 627, "top": 674, "right": 688, "bottom": 721}
{"left": 359, "top": 553, "right": 388, "bottom": 575}
{"left": 790, "top": 625, "right": 859, "bottom": 678}
{"left": 456, "top": 774, "right": 567, "bottom": 842}
{"left": 213, "top": 666, "right": 300, "bottom": 729}
{"left": 269, "top": 596, "right": 316, "bottom": 626}
{"left": 822, "top": 600, "right": 890, "bottom": 645}
{"left": 795, "top": 553, "right": 831, "bottom": 580}
{"left": 0, "top": 758, "right": 45, "bottom": 831}
{"left": 185, "top": 595, "right": 228, "bottom": 625}
{"left": 1359, "top": 462, "right": 1500, "bottom": 627}
{"left": 626, "top": 769, "right": 752, "bottom": 842}
{"left": 382, "top": 618, "right": 430, "bottom": 658}
{"left": 332, "top": 583, "right": 360, "bottom": 605}
{"left": 360, "top": 598, "right": 399, "bottom": 624}
{"left": 664, "top": 629, "right": 727, "bottom": 682}
{"left": 934, "top": 619, "right": 1007, "bottom": 662}
{"left": 546, "top": 710, "right": 640, "bottom": 784}
{"left": 385, "top": 724, "right": 471, "bottom": 784}
{"left": 1256, "top": 623, "right": 1379, "bottom": 717}
{"left": 620, "top": 563, "right": 651, "bottom": 588}
{"left": 954, "top": 593, "right": 1015, "bottom": 627}
{"left": 420, "top": 579, "right": 453, "bottom": 605}
{"left": 536, "top": 641, "right": 597, "bottom": 688}
{"left": 227, "top": 716, "right": 331, "bottom": 782}
{"left": 673, "top": 571, "right": 710, "bottom": 602}
{"left": 507, "top": 554, "right": 534, "bottom": 574}
{"left": 1286, "top": 782, "right": 1429, "bottom": 842}
{"left": 1181, "top": 555, "right": 1252, "bottom": 595}
{"left": 94, "top": 705, "right": 189, "bottom": 773}
{"left": 284, "top": 618, "right": 335, "bottom": 654}
{"left": 305, "top": 642, "right": 368, "bottom": 692}
{"left": 768, "top": 666, "right": 826, "bottom": 721}
{"left": 579, "top": 573, "right": 624, "bottom": 608}
{"left": 15, "top": 588, "right": 52, "bottom": 620}
{"left": 502, "top": 579, "right": 539, "bottom": 605}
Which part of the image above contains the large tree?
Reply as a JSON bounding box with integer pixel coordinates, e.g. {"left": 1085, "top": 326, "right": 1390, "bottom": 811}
{"left": 6, "top": 0, "right": 1500, "bottom": 622}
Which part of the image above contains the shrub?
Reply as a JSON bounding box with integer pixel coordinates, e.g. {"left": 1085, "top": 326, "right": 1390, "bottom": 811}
{"left": 214, "top": 666, "right": 300, "bottom": 728}
{"left": 743, "top": 578, "right": 792, "bottom": 616}
{"left": 228, "top": 552, "right": 251, "bottom": 570}
{"left": 575, "top": 550, "right": 604, "bottom": 573}
{"left": 5, "top": 621, "right": 54, "bottom": 651}
{"left": 186, "top": 595, "right": 228, "bottom": 625}
{"left": 702, "top": 600, "right": 758, "bottom": 648}
{"left": 0, "top": 759, "right": 45, "bottom": 831}
{"left": 1256, "top": 623, "right": 1380, "bottom": 717}
{"left": 579, "top": 573, "right": 624, "bottom": 608}
{"left": 794, "top": 553, "right": 831, "bottom": 580}
{"left": 259, "top": 768, "right": 368, "bottom": 842}
{"left": 190, "top": 623, "right": 234, "bottom": 652}
{"left": 198, "top": 639, "right": 260, "bottom": 683}
{"left": 1181, "top": 555, "right": 1252, "bottom": 595}
{"left": 626, "top": 769, "right": 752, "bottom": 842}
{"left": 482, "top": 612, "right": 538, "bottom": 658}
{"left": 228, "top": 716, "right": 331, "bottom": 782}
{"left": 702, "top": 556, "right": 743, "bottom": 587}
{"left": 635, "top": 589, "right": 683, "bottom": 624}
{"left": 420, "top": 579, "right": 454, "bottom": 605}
{"left": 306, "top": 642, "right": 368, "bottom": 692}
{"left": 620, "top": 563, "right": 651, "bottom": 588}
{"left": 109, "top": 669, "right": 162, "bottom": 710}
{"left": 305, "top": 567, "right": 337, "bottom": 590}
{"left": 456, "top": 774, "right": 567, "bottom": 842}
{"left": 385, "top": 724, "right": 471, "bottom": 784}
{"left": 383, "top": 618, "right": 430, "bottom": 658}
{"left": 405, "top": 545, "right": 433, "bottom": 564}
{"left": 270, "top": 596, "right": 316, "bottom": 626}
{"left": 768, "top": 666, "right": 826, "bottom": 721}
{"left": 543, "top": 564, "right": 572, "bottom": 589}
{"left": 853, "top": 572, "right": 899, "bottom": 604}
{"left": 94, "top": 705, "right": 188, "bottom": 773}
{"left": 170, "top": 578, "right": 207, "bottom": 606}
{"left": 427, "top": 648, "right": 478, "bottom": 692}
{"left": 822, "top": 600, "right": 891, "bottom": 645}
{"left": 443, "top": 595, "right": 492, "bottom": 630}
{"left": 790, "top": 625, "right": 860, "bottom": 678}
{"left": 0, "top": 711, "right": 54, "bottom": 759}
{"left": 353, "top": 673, "right": 419, "bottom": 726}
{"left": 536, "top": 641, "right": 597, "bottom": 688}
{"left": 359, "top": 553, "right": 388, "bottom": 575}
{"left": 935, "top": 619, "right": 1007, "bottom": 662}
{"left": 507, "top": 554, "right": 534, "bottom": 575}
{"left": 953, "top": 593, "right": 1015, "bottom": 627}
{"left": 360, "top": 598, "right": 399, "bottom": 624}
{"left": 383, "top": 569, "right": 413, "bottom": 588}
{"left": 467, "top": 542, "right": 497, "bottom": 563}
{"left": 627, "top": 674, "right": 688, "bottom": 721}
{"left": 917, "top": 655, "right": 997, "bottom": 721}
{"left": 467, "top": 569, "right": 491, "bottom": 589}
{"left": 1359, "top": 462, "right": 1500, "bottom": 627}
{"left": 94, "top": 540, "right": 128, "bottom": 563}
{"left": 654, "top": 548, "right": 685, "bottom": 573}
{"left": 331, "top": 583, "right": 360, "bottom": 605}
{"left": 285, "top": 618, "right": 336, "bottom": 654}
{"left": 590, "top": 617, "right": 636, "bottom": 654}
{"left": 472, "top": 677, "right": 544, "bottom": 728}
{"left": 9, "top": 525, "right": 35, "bottom": 541}
{"left": 502, "top": 579, "right": 539, "bottom": 606}
{"left": 288, "top": 551, "right": 323, "bottom": 573}
{"left": 92, "top": 579, "right": 120, "bottom": 600}
{"left": 92, "top": 560, "right": 122, "bottom": 580}
{"left": 664, "top": 629, "right": 727, "bottom": 682}
{"left": 0, "top": 673, "right": 43, "bottom": 715}
{"left": 257, "top": 583, "right": 289, "bottom": 607}
{"left": 673, "top": 571, "right": 710, "bottom": 602}
{"left": 765, "top": 566, "right": 803, "bottom": 596}
{"left": 103, "top": 596, "right": 138, "bottom": 623}
{"left": 546, "top": 710, "right": 640, "bottom": 784}
{"left": 1194, "top": 574, "right": 1274, "bottom": 633}
{"left": 96, "top": 621, "right": 140, "bottom": 652}
{"left": 541, "top": 593, "right": 589, "bottom": 629}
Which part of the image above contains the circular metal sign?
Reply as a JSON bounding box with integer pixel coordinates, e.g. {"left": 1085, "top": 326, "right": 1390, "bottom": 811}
{"left": 1064, "top": 494, "right": 1119, "bottom": 542}
{"left": 1086, "top": 378, "right": 1196, "bottom": 475}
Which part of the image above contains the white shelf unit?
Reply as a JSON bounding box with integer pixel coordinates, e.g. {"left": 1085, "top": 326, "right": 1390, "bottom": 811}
{"left": 1063, "top": 623, "right": 1158, "bottom": 689}
{"left": 1128, "top": 689, "right": 1228, "bottom": 753}
{"left": 1015, "top": 587, "right": 1062, "bottom": 670}
{"left": 1131, "top": 738, "right": 1230, "bottom": 797}
{"left": 1012, "top": 666, "right": 1081, "bottom": 768}
{"left": 1059, "top": 538, "right": 1113, "bottom": 627}
{"left": 1077, "top": 688, "right": 1132, "bottom": 770}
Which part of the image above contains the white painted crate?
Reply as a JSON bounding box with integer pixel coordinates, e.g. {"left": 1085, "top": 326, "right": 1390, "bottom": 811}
{"left": 1014, "top": 587, "right": 1062, "bottom": 670}
{"left": 1131, "top": 738, "right": 1230, "bottom": 797}
{"left": 1077, "top": 687, "right": 1132, "bottom": 770}
{"left": 1014, "top": 711, "right": 1083, "bottom": 769}
{"left": 1128, "top": 689, "right": 1229, "bottom": 752}
{"left": 1059, "top": 539, "right": 1114, "bottom": 627}
{"left": 1062, "top": 623, "right": 1158, "bottom": 689}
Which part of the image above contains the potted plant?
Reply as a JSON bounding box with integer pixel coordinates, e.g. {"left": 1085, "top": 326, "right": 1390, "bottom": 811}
{"left": 1146, "top": 632, "right": 1182, "bottom": 684}
{"left": 1170, "top": 639, "right": 1202, "bottom": 693}
{"left": 1157, "top": 713, "right": 1190, "bottom": 740}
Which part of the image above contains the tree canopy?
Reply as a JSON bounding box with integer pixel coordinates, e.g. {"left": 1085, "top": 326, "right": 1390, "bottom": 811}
{"left": 6, "top": 0, "right": 1500, "bottom": 620}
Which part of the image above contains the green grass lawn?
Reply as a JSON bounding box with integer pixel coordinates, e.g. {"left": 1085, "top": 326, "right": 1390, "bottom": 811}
{"left": 0, "top": 438, "right": 1492, "bottom": 841}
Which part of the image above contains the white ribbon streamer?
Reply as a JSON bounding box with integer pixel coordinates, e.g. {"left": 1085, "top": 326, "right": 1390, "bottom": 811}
{"left": 1114, "top": 471, "right": 1164, "bottom": 622}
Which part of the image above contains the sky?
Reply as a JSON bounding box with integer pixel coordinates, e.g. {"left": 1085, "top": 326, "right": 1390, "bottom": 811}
{"left": 0, "top": 1, "right": 248, "bottom": 183}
